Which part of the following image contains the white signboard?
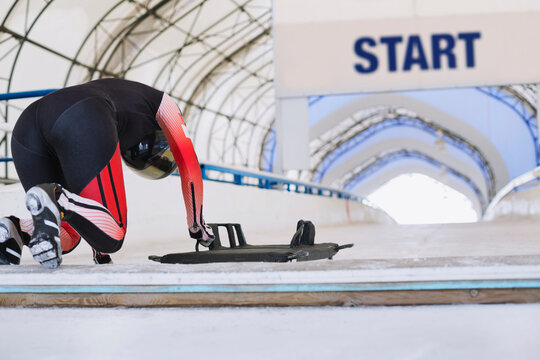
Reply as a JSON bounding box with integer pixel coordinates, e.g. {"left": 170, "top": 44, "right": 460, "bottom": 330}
{"left": 274, "top": 0, "right": 540, "bottom": 97}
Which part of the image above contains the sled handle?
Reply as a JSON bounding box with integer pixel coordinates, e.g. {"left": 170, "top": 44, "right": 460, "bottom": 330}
{"left": 207, "top": 223, "right": 248, "bottom": 249}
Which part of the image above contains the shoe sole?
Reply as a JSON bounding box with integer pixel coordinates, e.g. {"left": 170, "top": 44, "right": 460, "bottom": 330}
{"left": 25, "top": 186, "right": 62, "bottom": 269}
{"left": 0, "top": 219, "right": 23, "bottom": 265}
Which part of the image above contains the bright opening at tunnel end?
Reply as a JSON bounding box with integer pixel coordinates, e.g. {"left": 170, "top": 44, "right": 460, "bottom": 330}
{"left": 367, "top": 173, "right": 479, "bottom": 225}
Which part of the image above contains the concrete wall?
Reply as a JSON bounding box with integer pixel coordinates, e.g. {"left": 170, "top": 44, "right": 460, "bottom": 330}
{"left": 0, "top": 168, "right": 393, "bottom": 244}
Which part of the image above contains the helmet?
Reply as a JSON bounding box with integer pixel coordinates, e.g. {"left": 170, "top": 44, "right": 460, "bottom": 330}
{"left": 121, "top": 129, "right": 177, "bottom": 179}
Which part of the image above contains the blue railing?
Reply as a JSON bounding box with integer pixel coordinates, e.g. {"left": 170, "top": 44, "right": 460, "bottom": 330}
{"left": 0, "top": 89, "right": 57, "bottom": 101}
{"left": 1, "top": 89, "right": 359, "bottom": 201}
{"left": 198, "top": 163, "right": 358, "bottom": 200}
{"left": 0, "top": 157, "right": 358, "bottom": 201}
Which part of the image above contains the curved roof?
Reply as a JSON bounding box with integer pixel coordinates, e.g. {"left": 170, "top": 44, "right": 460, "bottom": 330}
{"left": 0, "top": 0, "right": 537, "bottom": 216}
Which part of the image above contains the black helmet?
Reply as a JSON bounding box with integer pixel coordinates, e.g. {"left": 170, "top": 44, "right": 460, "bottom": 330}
{"left": 121, "top": 129, "right": 177, "bottom": 179}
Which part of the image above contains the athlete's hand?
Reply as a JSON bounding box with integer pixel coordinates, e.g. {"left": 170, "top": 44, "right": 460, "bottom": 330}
{"left": 189, "top": 222, "right": 215, "bottom": 247}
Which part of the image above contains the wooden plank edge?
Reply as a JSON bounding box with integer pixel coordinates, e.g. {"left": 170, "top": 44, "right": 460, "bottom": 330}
{"left": 1, "top": 288, "right": 540, "bottom": 307}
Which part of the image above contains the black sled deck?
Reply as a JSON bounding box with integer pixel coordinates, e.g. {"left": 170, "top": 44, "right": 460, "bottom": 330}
{"left": 149, "top": 221, "right": 353, "bottom": 264}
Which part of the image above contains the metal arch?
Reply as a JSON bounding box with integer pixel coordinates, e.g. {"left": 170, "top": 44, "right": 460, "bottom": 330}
{"left": 0, "top": 0, "right": 54, "bottom": 179}
{"left": 499, "top": 84, "right": 537, "bottom": 115}
{"left": 312, "top": 114, "right": 496, "bottom": 199}
{"left": 179, "top": 79, "right": 273, "bottom": 168}
{"left": 244, "top": 88, "right": 275, "bottom": 160}
{"left": 60, "top": 0, "right": 273, "bottom": 167}
{"left": 187, "top": 44, "right": 272, "bottom": 158}
{"left": 183, "top": 27, "right": 271, "bottom": 128}
{"left": 0, "top": 0, "right": 23, "bottom": 177}
{"left": 244, "top": 99, "right": 275, "bottom": 167}
{"left": 310, "top": 106, "right": 389, "bottom": 160}
{"left": 190, "top": 37, "right": 272, "bottom": 150}
{"left": 207, "top": 74, "right": 273, "bottom": 165}
{"left": 169, "top": 34, "right": 272, "bottom": 124}
{"left": 105, "top": 0, "right": 272, "bottom": 164}
{"left": 63, "top": 0, "right": 127, "bottom": 83}
{"left": 209, "top": 72, "right": 271, "bottom": 148}
{"left": 310, "top": 111, "right": 429, "bottom": 168}
{"left": 96, "top": 0, "right": 190, "bottom": 78}
{"left": 170, "top": 90, "right": 270, "bottom": 130}
{"left": 313, "top": 114, "right": 495, "bottom": 198}
{"left": 476, "top": 86, "right": 539, "bottom": 164}
{"left": 200, "top": 56, "right": 271, "bottom": 130}
{"left": 172, "top": 31, "right": 272, "bottom": 150}
{"left": 103, "top": 0, "right": 239, "bottom": 78}
{"left": 121, "top": 1, "right": 216, "bottom": 80}
{"left": 169, "top": 5, "right": 270, "bottom": 98}
{"left": 2, "top": 0, "right": 54, "bottom": 105}
{"left": 343, "top": 149, "right": 487, "bottom": 210}
{"left": 219, "top": 80, "right": 275, "bottom": 168}
{"left": 66, "top": 0, "right": 173, "bottom": 82}
{"left": 227, "top": 82, "right": 275, "bottom": 166}
{"left": 0, "top": 0, "right": 274, "bottom": 172}
{"left": 206, "top": 60, "right": 273, "bottom": 165}
{"left": 160, "top": 2, "right": 271, "bottom": 96}
{"left": 1, "top": 1, "right": 19, "bottom": 28}
{"left": 181, "top": 27, "right": 271, "bottom": 122}
{"left": 64, "top": 0, "right": 270, "bottom": 85}
{"left": 211, "top": 83, "right": 275, "bottom": 169}
{"left": 206, "top": 80, "right": 273, "bottom": 166}
{"left": 68, "top": 0, "right": 220, "bottom": 82}
{"left": 251, "top": 103, "right": 275, "bottom": 172}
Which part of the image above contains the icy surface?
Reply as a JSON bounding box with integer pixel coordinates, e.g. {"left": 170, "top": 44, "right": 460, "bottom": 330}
{"left": 1, "top": 304, "right": 539, "bottom": 360}
{"left": 4, "top": 220, "right": 539, "bottom": 286}
{"left": 1, "top": 220, "right": 539, "bottom": 360}
{"left": 13, "top": 219, "right": 540, "bottom": 267}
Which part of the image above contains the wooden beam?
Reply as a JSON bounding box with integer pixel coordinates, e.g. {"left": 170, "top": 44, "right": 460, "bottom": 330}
{"left": 1, "top": 288, "right": 539, "bottom": 307}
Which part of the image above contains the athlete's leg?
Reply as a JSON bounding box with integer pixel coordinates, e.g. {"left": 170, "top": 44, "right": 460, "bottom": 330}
{"left": 54, "top": 146, "right": 127, "bottom": 253}
{"left": 12, "top": 136, "right": 123, "bottom": 257}
{"left": 25, "top": 183, "right": 63, "bottom": 268}
{"left": 10, "top": 129, "right": 81, "bottom": 259}
{"left": 0, "top": 216, "right": 26, "bottom": 265}
{"left": 9, "top": 97, "right": 127, "bottom": 267}
{"left": 45, "top": 97, "right": 127, "bottom": 254}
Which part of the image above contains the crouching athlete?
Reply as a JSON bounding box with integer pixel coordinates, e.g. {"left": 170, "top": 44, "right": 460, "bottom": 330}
{"left": 0, "top": 78, "right": 214, "bottom": 268}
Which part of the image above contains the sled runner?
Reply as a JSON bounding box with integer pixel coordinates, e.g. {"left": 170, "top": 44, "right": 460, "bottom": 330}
{"left": 149, "top": 220, "right": 353, "bottom": 264}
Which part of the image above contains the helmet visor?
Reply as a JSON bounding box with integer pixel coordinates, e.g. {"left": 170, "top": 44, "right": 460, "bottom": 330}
{"left": 121, "top": 130, "right": 177, "bottom": 179}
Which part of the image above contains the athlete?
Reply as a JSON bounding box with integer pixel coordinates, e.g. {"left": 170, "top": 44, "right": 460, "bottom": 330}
{"left": 0, "top": 78, "right": 214, "bottom": 268}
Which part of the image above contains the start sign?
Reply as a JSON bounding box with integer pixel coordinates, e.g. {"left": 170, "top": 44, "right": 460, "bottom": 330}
{"left": 354, "top": 32, "right": 481, "bottom": 73}
{"left": 273, "top": 0, "right": 540, "bottom": 97}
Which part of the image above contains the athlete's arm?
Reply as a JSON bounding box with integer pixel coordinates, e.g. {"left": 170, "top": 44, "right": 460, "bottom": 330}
{"left": 155, "top": 93, "right": 214, "bottom": 244}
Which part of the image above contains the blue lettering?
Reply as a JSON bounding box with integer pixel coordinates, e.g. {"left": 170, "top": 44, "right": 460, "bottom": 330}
{"left": 353, "top": 32, "right": 481, "bottom": 75}
{"left": 458, "top": 32, "right": 481, "bottom": 67}
{"left": 403, "top": 35, "right": 428, "bottom": 71}
{"left": 431, "top": 33, "right": 456, "bottom": 69}
{"left": 380, "top": 36, "right": 403, "bottom": 72}
{"left": 354, "top": 37, "right": 378, "bottom": 73}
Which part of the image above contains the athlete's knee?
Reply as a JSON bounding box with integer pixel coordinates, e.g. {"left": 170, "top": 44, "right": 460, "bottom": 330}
{"left": 94, "top": 237, "right": 124, "bottom": 254}
{"left": 90, "top": 222, "right": 126, "bottom": 253}
{"left": 107, "top": 238, "right": 124, "bottom": 253}
{"left": 56, "top": 185, "right": 125, "bottom": 237}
